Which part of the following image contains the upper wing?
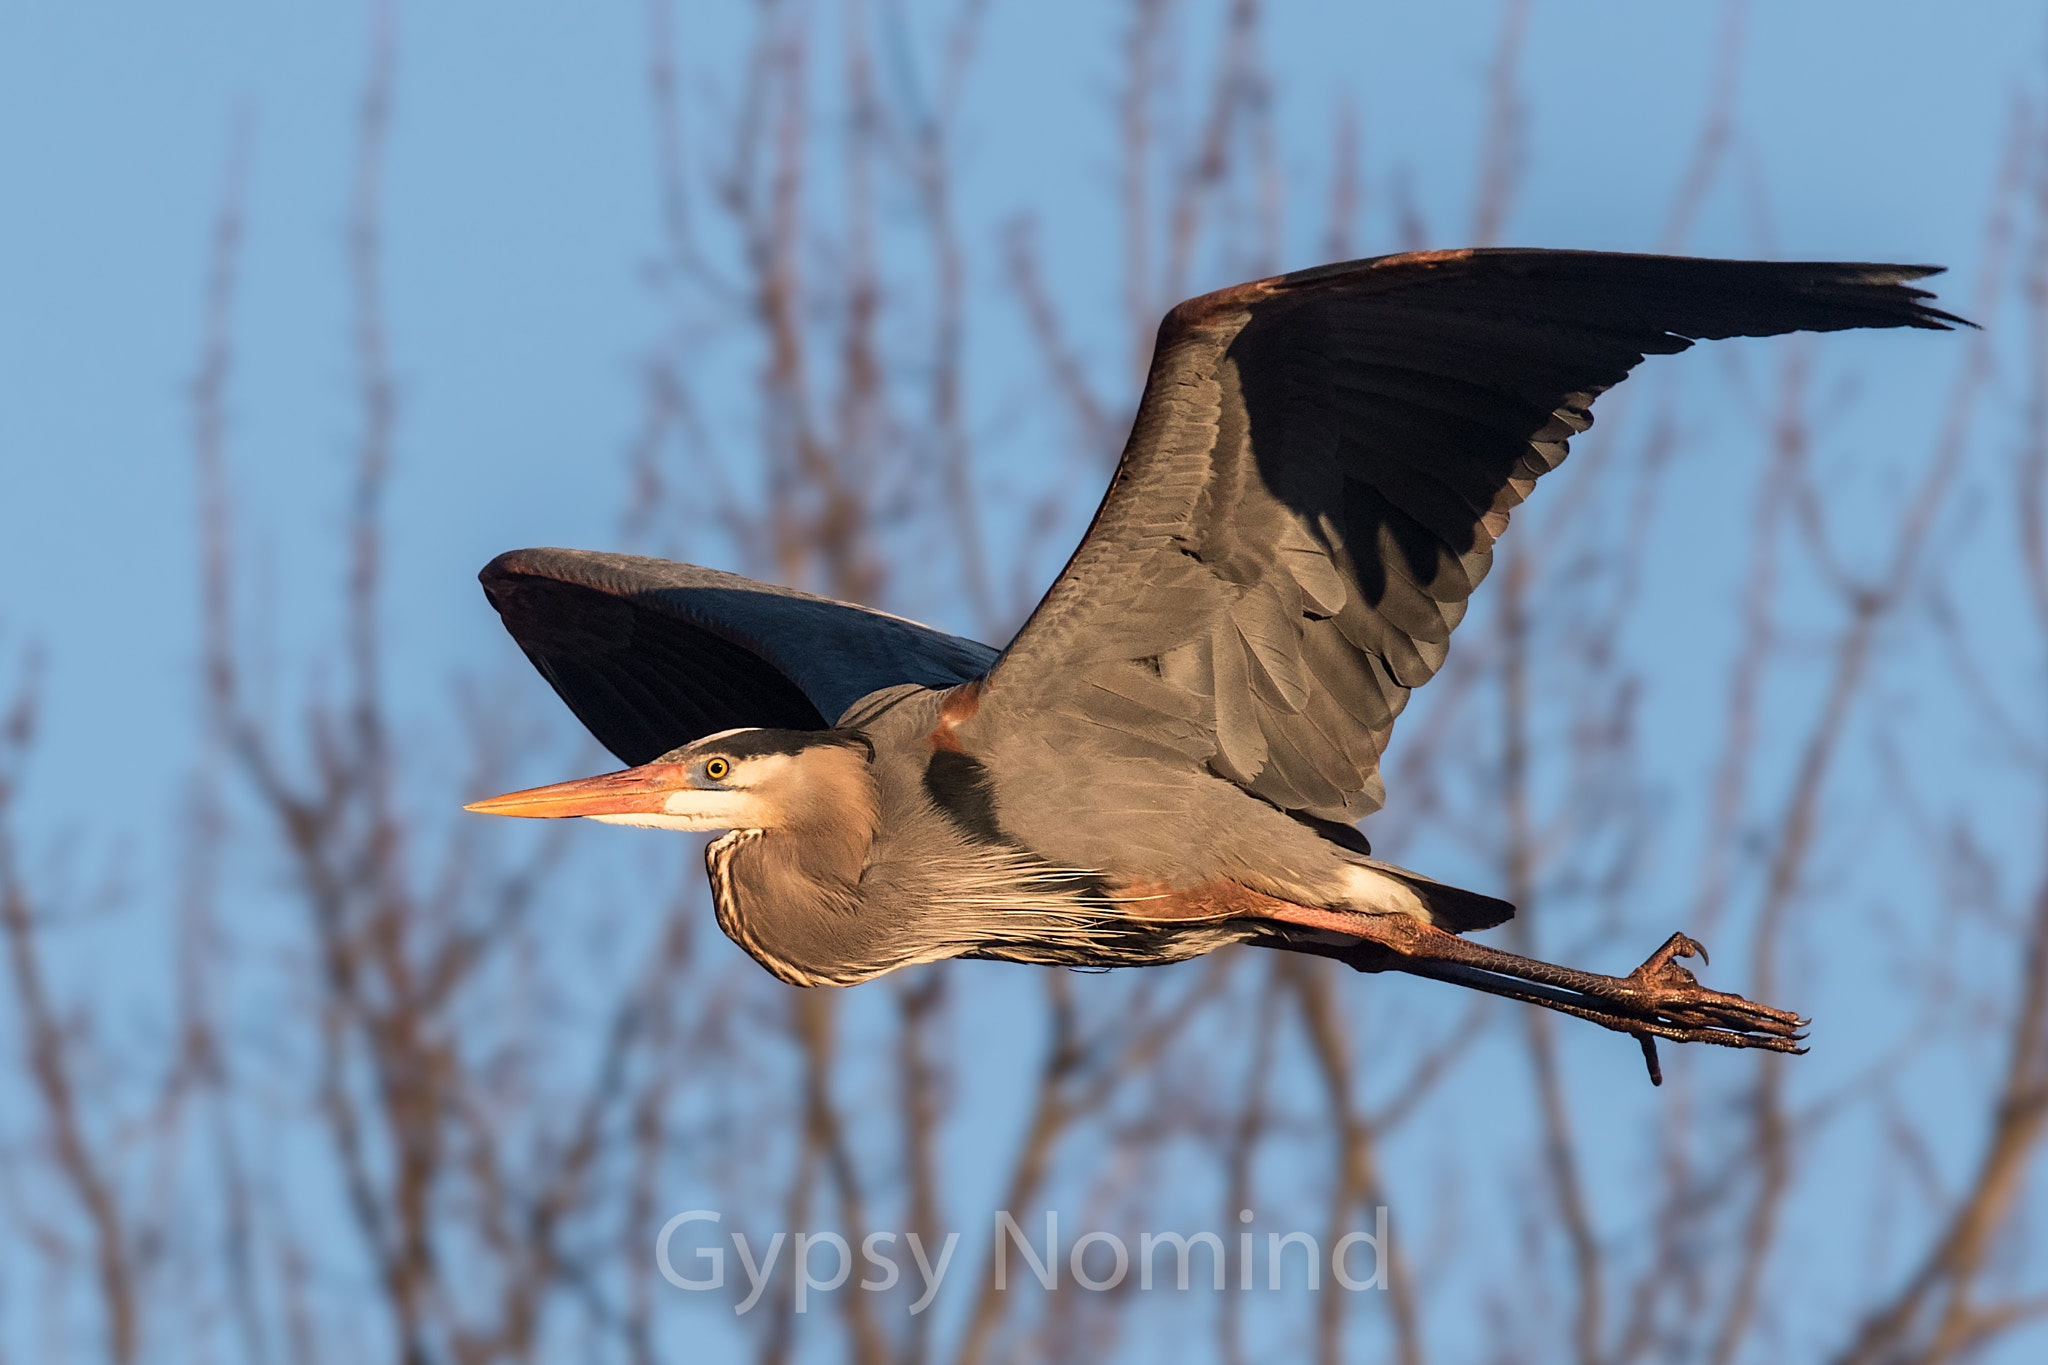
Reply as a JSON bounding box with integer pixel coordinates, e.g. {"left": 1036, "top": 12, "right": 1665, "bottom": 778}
{"left": 982, "top": 249, "right": 1961, "bottom": 823}
{"left": 482, "top": 548, "right": 999, "bottom": 765}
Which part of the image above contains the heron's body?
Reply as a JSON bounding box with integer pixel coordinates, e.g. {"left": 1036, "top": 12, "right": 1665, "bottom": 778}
{"left": 469, "top": 249, "right": 1963, "bottom": 1078}
{"left": 678, "top": 685, "right": 1470, "bottom": 987}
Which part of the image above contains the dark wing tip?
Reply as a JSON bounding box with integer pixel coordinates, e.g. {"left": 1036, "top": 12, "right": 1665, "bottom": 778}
{"left": 1859, "top": 265, "right": 1976, "bottom": 330}
{"left": 1757, "top": 259, "right": 1972, "bottom": 332}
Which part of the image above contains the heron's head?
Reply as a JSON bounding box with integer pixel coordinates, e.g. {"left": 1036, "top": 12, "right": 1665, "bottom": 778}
{"left": 465, "top": 728, "right": 878, "bottom": 840}
{"left": 470, "top": 728, "right": 887, "bottom": 986}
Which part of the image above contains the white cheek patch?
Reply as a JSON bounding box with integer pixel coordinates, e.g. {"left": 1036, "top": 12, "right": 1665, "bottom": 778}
{"left": 589, "top": 812, "right": 721, "bottom": 831}
{"left": 729, "top": 753, "right": 796, "bottom": 788}
{"left": 584, "top": 789, "right": 764, "bottom": 833}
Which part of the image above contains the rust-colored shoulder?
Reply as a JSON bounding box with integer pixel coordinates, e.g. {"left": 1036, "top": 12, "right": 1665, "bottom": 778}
{"left": 1159, "top": 276, "right": 1284, "bottom": 338}
{"left": 928, "top": 677, "right": 984, "bottom": 754}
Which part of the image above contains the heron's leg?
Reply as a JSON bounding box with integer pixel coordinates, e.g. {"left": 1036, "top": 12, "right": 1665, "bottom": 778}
{"left": 1257, "top": 906, "right": 1806, "bottom": 1085}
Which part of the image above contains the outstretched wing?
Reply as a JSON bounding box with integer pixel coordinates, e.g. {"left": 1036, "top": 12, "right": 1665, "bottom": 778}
{"left": 983, "top": 249, "right": 1961, "bottom": 823}
{"left": 482, "top": 548, "right": 999, "bottom": 765}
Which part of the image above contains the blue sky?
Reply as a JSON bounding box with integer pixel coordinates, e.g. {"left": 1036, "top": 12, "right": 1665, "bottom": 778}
{"left": 2, "top": 2, "right": 2033, "bottom": 834}
{"left": 4, "top": 3, "right": 2047, "bottom": 1357}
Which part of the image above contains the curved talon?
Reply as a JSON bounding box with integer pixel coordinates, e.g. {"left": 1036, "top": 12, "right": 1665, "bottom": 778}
{"left": 1614, "top": 931, "right": 1806, "bottom": 1052}
{"left": 1630, "top": 931, "right": 1708, "bottom": 984}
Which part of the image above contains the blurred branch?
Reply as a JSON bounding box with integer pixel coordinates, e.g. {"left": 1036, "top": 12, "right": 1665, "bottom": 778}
{"left": 1286, "top": 959, "right": 1426, "bottom": 1365}
{"left": 1827, "top": 91, "right": 2048, "bottom": 1365}
{"left": 1498, "top": 534, "right": 1607, "bottom": 1365}
{"left": 1162, "top": 0, "right": 1273, "bottom": 298}
{"left": 183, "top": 99, "right": 272, "bottom": 1365}
{"left": 791, "top": 992, "right": 888, "bottom": 1365}
{"left": 1703, "top": 91, "right": 2027, "bottom": 1365}
{"left": 1002, "top": 220, "right": 1117, "bottom": 457}
{"left": 1657, "top": 0, "right": 1748, "bottom": 254}
{"left": 1322, "top": 97, "right": 1363, "bottom": 263}
{"left": 1833, "top": 861, "right": 2048, "bottom": 1365}
{"left": 1470, "top": 0, "right": 1531, "bottom": 248}
{"left": 1217, "top": 961, "right": 1277, "bottom": 1365}
{"left": 894, "top": 967, "right": 948, "bottom": 1365}
{"left": 954, "top": 966, "right": 1229, "bottom": 1365}
{"left": 349, "top": 0, "right": 398, "bottom": 740}
{"left": 1687, "top": 343, "right": 1809, "bottom": 944}
{"left": 896, "top": 0, "right": 998, "bottom": 634}
{"left": 0, "top": 674, "right": 138, "bottom": 1364}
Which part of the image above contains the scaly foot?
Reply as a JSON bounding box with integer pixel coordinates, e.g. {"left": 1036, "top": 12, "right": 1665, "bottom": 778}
{"left": 1264, "top": 910, "right": 1809, "bottom": 1085}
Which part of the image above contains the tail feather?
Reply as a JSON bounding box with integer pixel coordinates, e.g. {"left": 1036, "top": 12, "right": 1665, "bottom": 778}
{"left": 1342, "top": 859, "right": 1515, "bottom": 934}
{"left": 1406, "top": 875, "right": 1516, "bottom": 934}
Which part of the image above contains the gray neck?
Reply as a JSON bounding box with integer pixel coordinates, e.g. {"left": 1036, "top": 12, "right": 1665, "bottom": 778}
{"left": 706, "top": 828, "right": 883, "bottom": 987}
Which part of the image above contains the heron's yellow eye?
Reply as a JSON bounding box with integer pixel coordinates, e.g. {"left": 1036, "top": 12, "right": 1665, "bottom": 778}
{"left": 704, "top": 757, "right": 731, "bottom": 782}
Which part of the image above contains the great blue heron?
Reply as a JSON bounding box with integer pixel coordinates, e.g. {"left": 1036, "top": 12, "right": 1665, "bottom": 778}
{"left": 468, "top": 249, "right": 1960, "bottom": 1082}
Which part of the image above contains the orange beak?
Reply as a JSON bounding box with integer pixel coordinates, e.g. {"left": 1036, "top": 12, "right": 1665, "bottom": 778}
{"left": 464, "top": 763, "right": 694, "bottom": 820}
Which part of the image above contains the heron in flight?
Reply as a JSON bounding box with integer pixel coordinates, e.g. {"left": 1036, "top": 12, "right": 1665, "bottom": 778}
{"left": 468, "top": 250, "right": 1959, "bottom": 1082}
